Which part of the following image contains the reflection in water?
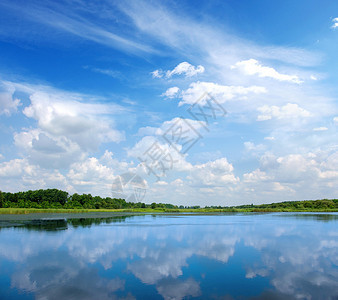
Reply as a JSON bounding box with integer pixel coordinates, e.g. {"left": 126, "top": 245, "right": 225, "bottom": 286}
{"left": 0, "top": 213, "right": 337, "bottom": 299}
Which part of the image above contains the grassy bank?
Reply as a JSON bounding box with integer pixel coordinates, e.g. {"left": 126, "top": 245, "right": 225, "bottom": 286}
{"left": 1, "top": 206, "right": 337, "bottom": 215}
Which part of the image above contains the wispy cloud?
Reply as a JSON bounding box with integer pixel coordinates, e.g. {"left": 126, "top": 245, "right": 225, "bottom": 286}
{"left": 0, "top": 0, "right": 157, "bottom": 55}
{"left": 117, "top": 0, "right": 321, "bottom": 67}
{"left": 83, "top": 66, "right": 123, "bottom": 79}
{"left": 313, "top": 127, "right": 328, "bottom": 131}
{"left": 332, "top": 17, "right": 338, "bottom": 29}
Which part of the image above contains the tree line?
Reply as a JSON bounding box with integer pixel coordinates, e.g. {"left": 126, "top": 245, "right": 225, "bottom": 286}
{"left": 0, "top": 189, "right": 179, "bottom": 210}
{"left": 0, "top": 189, "right": 337, "bottom": 211}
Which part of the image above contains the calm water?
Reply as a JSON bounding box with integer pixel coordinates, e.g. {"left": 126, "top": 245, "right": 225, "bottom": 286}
{"left": 0, "top": 213, "right": 337, "bottom": 300}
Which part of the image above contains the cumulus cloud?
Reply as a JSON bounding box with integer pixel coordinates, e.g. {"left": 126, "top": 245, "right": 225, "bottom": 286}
{"left": 67, "top": 151, "right": 135, "bottom": 196}
{"left": 127, "top": 135, "right": 192, "bottom": 176}
{"left": 178, "top": 81, "right": 266, "bottom": 106}
{"left": 332, "top": 17, "right": 338, "bottom": 29}
{"left": 187, "top": 158, "right": 239, "bottom": 187}
{"left": 161, "top": 86, "right": 180, "bottom": 98}
{"left": 68, "top": 157, "right": 115, "bottom": 186}
{"left": 257, "top": 103, "right": 311, "bottom": 121}
{"left": 152, "top": 62, "right": 204, "bottom": 79}
{"left": 14, "top": 129, "right": 85, "bottom": 169}
{"left": 129, "top": 117, "right": 205, "bottom": 154}
{"left": 6, "top": 85, "right": 126, "bottom": 169}
{"left": 0, "top": 151, "right": 134, "bottom": 196}
{"left": 23, "top": 91, "right": 124, "bottom": 148}
{"left": 0, "top": 158, "right": 69, "bottom": 192}
{"left": 334, "top": 117, "right": 338, "bottom": 124}
{"left": 128, "top": 117, "right": 210, "bottom": 180}
{"left": 231, "top": 59, "right": 303, "bottom": 84}
{"left": 242, "top": 150, "right": 338, "bottom": 201}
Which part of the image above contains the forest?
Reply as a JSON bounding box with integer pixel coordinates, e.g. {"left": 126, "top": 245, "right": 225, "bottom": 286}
{"left": 0, "top": 189, "right": 337, "bottom": 212}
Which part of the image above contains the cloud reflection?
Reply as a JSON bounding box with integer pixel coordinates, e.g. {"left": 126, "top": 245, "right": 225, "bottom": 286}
{"left": 0, "top": 214, "right": 337, "bottom": 299}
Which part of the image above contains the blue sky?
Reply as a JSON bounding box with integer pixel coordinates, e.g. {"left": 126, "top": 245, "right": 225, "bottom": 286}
{"left": 0, "top": 0, "right": 337, "bottom": 206}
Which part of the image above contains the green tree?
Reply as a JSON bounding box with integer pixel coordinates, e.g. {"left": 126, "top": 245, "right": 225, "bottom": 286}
{"left": 0, "top": 190, "right": 3, "bottom": 208}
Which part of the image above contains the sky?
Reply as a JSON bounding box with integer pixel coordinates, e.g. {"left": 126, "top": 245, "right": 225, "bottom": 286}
{"left": 0, "top": 0, "right": 337, "bottom": 206}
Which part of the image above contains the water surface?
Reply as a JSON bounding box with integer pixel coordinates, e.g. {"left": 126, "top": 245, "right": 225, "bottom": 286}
{"left": 0, "top": 213, "right": 337, "bottom": 299}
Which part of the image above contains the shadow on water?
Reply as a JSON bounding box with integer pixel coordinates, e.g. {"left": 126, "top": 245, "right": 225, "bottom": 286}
{"left": 0, "top": 215, "right": 134, "bottom": 231}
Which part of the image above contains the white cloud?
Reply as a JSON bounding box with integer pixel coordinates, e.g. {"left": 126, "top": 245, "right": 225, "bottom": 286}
{"left": 0, "top": 154, "right": 3, "bottom": 160}
{"left": 68, "top": 157, "right": 114, "bottom": 184}
{"left": 161, "top": 86, "right": 180, "bottom": 98}
{"left": 67, "top": 157, "right": 115, "bottom": 196}
{"left": 242, "top": 150, "right": 338, "bottom": 202}
{"left": 244, "top": 141, "right": 266, "bottom": 152}
{"left": 156, "top": 117, "right": 205, "bottom": 136}
{"left": 187, "top": 158, "right": 239, "bottom": 187}
{"left": 179, "top": 81, "right": 266, "bottom": 105}
{"left": 257, "top": 103, "right": 312, "bottom": 121}
{"left": 0, "top": 151, "right": 134, "bottom": 196}
{"left": 129, "top": 117, "right": 205, "bottom": 167}
{"left": 14, "top": 129, "right": 85, "bottom": 169}
{"left": 0, "top": 158, "right": 69, "bottom": 192}
{"left": 23, "top": 91, "right": 124, "bottom": 148}
{"left": 0, "top": 158, "right": 36, "bottom": 178}
{"left": 334, "top": 117, "right": 338, "bottom": 124}
{"left": 0, "top": 80, "right": 129, "bottom": 174}
{"left": 151, "top": 70, "right": 163, "bottom": 78}
{"left": 137, "top": 126, "right": 158, "bottom": 136}
{"left": 231, "top": 59, "right": 303, "bottom": 84}
{"left": 166, "top": 62, "right": 205, "bottom": 78}
{"left": 153, "top": 62, "right": 204, "bottom": 79}
{"left": 127, "top": 135, "right": 192, "bottom": 174}
{"left": 331, "top": 17, "right": 338, "bottom": 29}
{"left": 0, "top": 87, "right": 21, "bottom": 116}
{"left": 67, "top": 151, "right": 136, "bottom": 197}
{"left": 313, "top": 127, "right": 328, "bottom": 131}
{"left": 243, "top": 169, "right": 273, "bottom": 183}
{"left": 6, "top": 85, "right": 126, "bottom": 169}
